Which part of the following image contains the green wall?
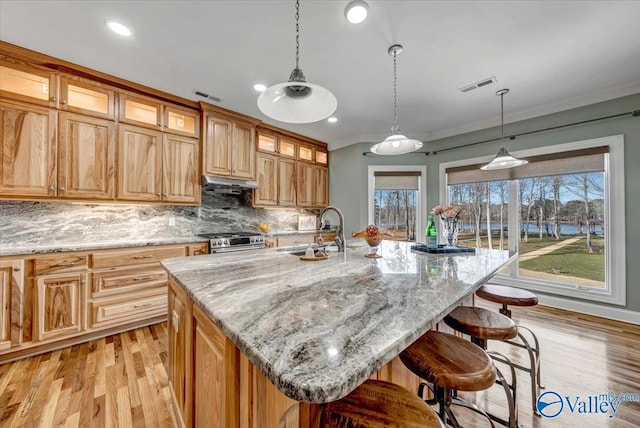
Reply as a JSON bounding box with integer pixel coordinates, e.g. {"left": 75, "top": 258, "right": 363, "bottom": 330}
{"left": 329, "top": 93, "right": 640, "bottom": 312}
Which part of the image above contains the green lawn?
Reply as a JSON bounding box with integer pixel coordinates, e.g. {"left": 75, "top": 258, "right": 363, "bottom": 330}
{"left": 519, "top": 237, "right": 605, "bottom": 282}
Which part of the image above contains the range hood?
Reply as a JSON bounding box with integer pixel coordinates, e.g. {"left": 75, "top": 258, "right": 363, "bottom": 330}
{"left": 202, "top": 175, "right": 259, "bottom": 194}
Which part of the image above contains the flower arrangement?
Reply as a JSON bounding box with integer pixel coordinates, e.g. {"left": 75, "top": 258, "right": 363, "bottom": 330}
{"left": 352, "top": 225, "right": 393, "bottom": 257}
{"left": 431, "top": 205, "right": 467, "bottom": 248}
{"left": 431, "top": 204, "right": 468, "bottom": 220}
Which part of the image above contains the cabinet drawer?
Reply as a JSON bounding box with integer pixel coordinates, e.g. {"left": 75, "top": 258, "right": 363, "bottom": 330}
{"left": 186, "top": 243, "right": 209, "bottom": 256}
{"left": 89, "top": 289, "right": 166, "bottom": 329}
{"left": 35, "top": 254, "right": 88, "bottom": 276}
{"left": 92, "top": 265, "right": 167, "bottom": 299}
{"left": 276, "top": 235, "right": 314, "bottom": 248}
{"left": 92, "top": 246, "right": 186, "bottom": 269}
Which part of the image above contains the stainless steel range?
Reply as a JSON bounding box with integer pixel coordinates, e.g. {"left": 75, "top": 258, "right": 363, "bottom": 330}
{"left": 198, "top": 232, "right": 265, "bottom": 253}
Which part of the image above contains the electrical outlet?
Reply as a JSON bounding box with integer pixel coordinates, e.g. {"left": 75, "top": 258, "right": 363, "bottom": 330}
{"left": 169, "top": 217, "right": 176, "bottom": 226}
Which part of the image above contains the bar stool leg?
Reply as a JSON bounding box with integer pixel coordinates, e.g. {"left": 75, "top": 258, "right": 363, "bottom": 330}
{"left": 487, "top": 351, "right": 519, "bottom": 428}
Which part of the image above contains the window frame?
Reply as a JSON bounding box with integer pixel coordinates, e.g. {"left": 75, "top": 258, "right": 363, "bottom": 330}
{"left": 439, "top": 135, "right": 625, "bottom": 306}
{"left": 368, "top": 165, "right": 428, "bottom": 244}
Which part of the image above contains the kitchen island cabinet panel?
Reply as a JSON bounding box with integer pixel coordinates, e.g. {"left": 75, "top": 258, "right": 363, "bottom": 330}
{"left": 58, "top": 112, "right": 115, "bottom": 200}
{"left": 0, "top": 100, "right": 56, "bottom": 197}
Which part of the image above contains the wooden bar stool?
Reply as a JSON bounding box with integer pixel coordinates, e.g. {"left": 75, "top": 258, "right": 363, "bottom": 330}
{"left": 400, "top": 331, "right": 497, "bottom": 428}
{"left": 476, "top": 284, "right": 544, "bottom": 414}
{"left": 444, "top": 306, "right": 519, "bottom": 428}
{"left": 278, "top": 379, "right": 444, "bottom": 428}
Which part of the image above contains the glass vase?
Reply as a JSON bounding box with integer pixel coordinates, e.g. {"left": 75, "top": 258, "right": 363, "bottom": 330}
{"left": 441, "top": 218, "right": 459, "bottom": 249}
{"left": 364, "top": 236, "right": 384, "bottom": 258}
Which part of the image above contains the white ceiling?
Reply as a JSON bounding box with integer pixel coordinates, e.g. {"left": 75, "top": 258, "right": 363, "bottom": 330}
{"left": 1, "top": 1, "right": 639, "bottom": 151}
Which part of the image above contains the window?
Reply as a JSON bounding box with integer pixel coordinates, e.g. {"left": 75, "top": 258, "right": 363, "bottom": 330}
{"left": 368, "top": 166, "right": 427, "bottom": 243}
{"left": 440, "top": 135, "right": 625, "bottom": 305}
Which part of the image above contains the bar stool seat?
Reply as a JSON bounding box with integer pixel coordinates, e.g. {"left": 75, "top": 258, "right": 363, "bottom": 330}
{"left": 400, "top": 331, "right": 497, "bottom": 427}
{"left": 278, "top": 379, "right": 444, "bottom": 428}
{"left": 476, "top": 284, "right": 544, "bottom": 416}
{"left": 476, "top": 284, "right": 538, "bottom": 317}
{"left": 444, "top": 306, "right": 519, "bottom": 428}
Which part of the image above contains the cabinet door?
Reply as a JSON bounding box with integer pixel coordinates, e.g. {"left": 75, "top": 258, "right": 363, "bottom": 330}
{"left": 58, "top": 112, "right": 115, "bottom": 200}
{"left": 296, "top": 162, "right": 315, "bottom": 207}
{"left": 117, "top": 124, "right": 163, "bottom": 201}
{"left": 0, "top": 100, "right": 56, "bottom": 197}
{"left": 257, "top": 132, "right": 277, "bottom": 153}
{"left": 203, "top": 116, "right": 232, "bottom": 176}
{"left": 118, "top": 93, "right": 162, "bottom": 129}
{"left": 254, "top": 152, "right": 278, "bottom": 206}
{"left": 0, "top": 260, "right": 24, "bottom": 350}
{"left": 163, "top": 134, "right": 199, "bottom": 204}
{"left": 36, "top": 272, "right": 85, "bottom": 341}
{"left": 59, "top": 76, "right": 115, "bottom": 119}
{"left": 169, "top": 280, "right": 192, "bottom": 427}
{"left": 231, "top": 122, "right": 255, "bottom": 179}
{"left": 164, "top": 105, "right": 199, "bottom": 138}
{"left": 315, "top": 149, "right": 328, "bottom": 166}
{"left": 297, "top": 143, "right": 314, "bottom": 163}
{"left": 278, "top": 158, "right": 297, "bottom": 206}
{"left": 0, "top": 60, "right": 56, "bottom": 107}
{"left": 193, "top": 305, "right": 239, "bottom": 427}
{"left": 314, "top": 166, "right": 328, "bottom": 208}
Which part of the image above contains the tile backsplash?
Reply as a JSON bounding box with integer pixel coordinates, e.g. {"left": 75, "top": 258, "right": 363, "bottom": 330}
{"left": 0, "top": 191, "right": 318, "bottom": 248}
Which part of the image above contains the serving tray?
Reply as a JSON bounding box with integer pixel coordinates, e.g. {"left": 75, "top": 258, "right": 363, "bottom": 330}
{"left": 300, "top": 254, "right": 329, "bottom": 261}
{"left": 410, "top": 244, "right": 476, "bottom": 254}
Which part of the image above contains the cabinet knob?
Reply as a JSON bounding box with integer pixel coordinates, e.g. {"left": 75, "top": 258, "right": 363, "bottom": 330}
{"left": 163, "top": 193, "right": 167, "bottom": 198}
{"left": 48, "top": 186, "right": 55, "bottom": 191}
{"left": 50, "top": 97, "right": 57, "bottom": 102}
{"left": 13, "top": 267, "right": 20, "bottom": 272}
{"left": 60, "top": 99, "right": 67, "bottom": 105}
{"left": 157, "top": 193, "right": 161, "bottom": 197}
{"left": 60, "top": 187, "right": 66, "bottom": 192}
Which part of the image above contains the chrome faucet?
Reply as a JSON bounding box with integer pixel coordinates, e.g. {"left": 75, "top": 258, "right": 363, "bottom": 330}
{"left": 318, "top": 206, "right": 346, "bottom": 252}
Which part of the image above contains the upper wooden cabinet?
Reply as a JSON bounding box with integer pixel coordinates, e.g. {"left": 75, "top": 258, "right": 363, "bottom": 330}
{"left": 119, "top": 92, "right": 162, "bottom": 129}
{"left": 0, "top": 59, "right": 57, "bottom": 107}
{"left": 0, "top": 100, "right": 56, "bottom": 198}
{"left": 164, "top": 105, "right": 199, "bottom": 138}
{"left": 117, "top": 124, "right": 163, "bottom": 201}
{"left": 163, "top": 134, "right": 199, "bottom": 204}
{"left": 58, "top": 112, "right": 115, "bottom": 200}
{"left": 202, "top": 104, "right": 259, "bottom": 180}
{"left": 59, "top": 76, "right": 115, "bottom": 119}
{"left": 254, "top": 126, "right": 328, "bottom": 208}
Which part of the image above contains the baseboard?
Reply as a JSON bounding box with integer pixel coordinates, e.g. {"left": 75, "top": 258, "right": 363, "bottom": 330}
{"left": 536, "top": 294, "right": 640, "bottom": 325}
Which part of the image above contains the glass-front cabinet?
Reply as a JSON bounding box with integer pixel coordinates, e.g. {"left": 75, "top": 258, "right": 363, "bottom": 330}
{"left": 0, "top": 61, "right": 56, "bottom": 107}
{"left": 119, "top": 93, "right": 162, "bottom": 129}
{"left": 59, "top": 76, "right": 115, "bottom": 119}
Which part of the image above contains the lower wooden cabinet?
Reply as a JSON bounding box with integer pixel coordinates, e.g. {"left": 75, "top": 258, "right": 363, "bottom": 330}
{"left": 0, "top": 241, "right": 208, "bottom": 363}
{"left": 36, "top": 272, "right": 86, "bottom": 341}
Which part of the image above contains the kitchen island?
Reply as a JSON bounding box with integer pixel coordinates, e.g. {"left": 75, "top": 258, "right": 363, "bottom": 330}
{"left": 162, "top": 241, "right": 515, "bottom": 427}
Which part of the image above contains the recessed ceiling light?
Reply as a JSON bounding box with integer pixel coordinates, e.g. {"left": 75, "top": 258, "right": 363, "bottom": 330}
{"left": 106, "top": 20, "right": 132, "bottom": 37}
{"left": 345, "top": 0, "right": 368, "bottom": 24}
{"left": 327, "top": 117, "right": 338, "bottom": 123}
{"left": 253, "top": 83, "right": 267, "bottom": 92}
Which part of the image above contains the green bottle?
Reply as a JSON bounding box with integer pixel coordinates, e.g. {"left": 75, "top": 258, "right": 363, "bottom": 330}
{"left": 426, "top": 216, "right": 438, "bottom": 249}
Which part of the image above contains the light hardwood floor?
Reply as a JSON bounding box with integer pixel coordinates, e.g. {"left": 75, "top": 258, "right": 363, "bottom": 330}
{"left": 1, "top": 304, "right": 638, "bottom": 427}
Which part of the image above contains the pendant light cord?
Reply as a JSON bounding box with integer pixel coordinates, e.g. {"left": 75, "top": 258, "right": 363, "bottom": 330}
{"left": 295, "top": 0, "right": 300, "bottom": 69}
{"left": 500, "top": 91, "right": 505, "bottom": 148}
{"left": 392, "top": 50, "right": 400, "bottom": 133}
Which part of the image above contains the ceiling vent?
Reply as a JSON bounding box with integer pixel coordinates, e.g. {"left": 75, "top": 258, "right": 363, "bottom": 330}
{"left": 459, "top": 76, "right": 497, "bottom": 93}
{"left": 194, "top": 90, "right": 222, "bottom": 102}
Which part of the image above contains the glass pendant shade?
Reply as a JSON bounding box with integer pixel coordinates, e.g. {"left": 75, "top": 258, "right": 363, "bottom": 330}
{"left": 370, "top": 133, "right": 423, "bottom": 155}
{"left": 480, "top": 147, "right": 528, "bottom": 170}
{"left": 257, "top": 81, "right": 337, "bottom": 124}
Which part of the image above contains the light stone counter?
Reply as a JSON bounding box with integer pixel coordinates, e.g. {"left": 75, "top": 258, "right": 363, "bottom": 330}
{"left": 162, "top": 240, "right": 516, "bottom": 403}
{"left": 0, "top": 236, "right": 207, "bottom": 256}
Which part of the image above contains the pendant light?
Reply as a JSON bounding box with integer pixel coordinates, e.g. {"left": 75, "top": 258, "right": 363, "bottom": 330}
{"left": 370, "top": 44, "right": 423, "bottom": 155}
{"left": 257, "top": 0, "right": 337, "bottom": 124}
{"left": 481, "top": 89, "right": 528, "bottom": 170}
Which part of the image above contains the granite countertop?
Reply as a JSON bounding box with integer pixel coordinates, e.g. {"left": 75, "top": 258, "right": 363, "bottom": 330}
{"left": 162, "top": 240, "right": 516, "bottom": 403}
{"left": 0, "top": 236, "right": 208, "bottom": 256}
{"left": 263, "top": 228, "right": 338, "bottom": 237}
